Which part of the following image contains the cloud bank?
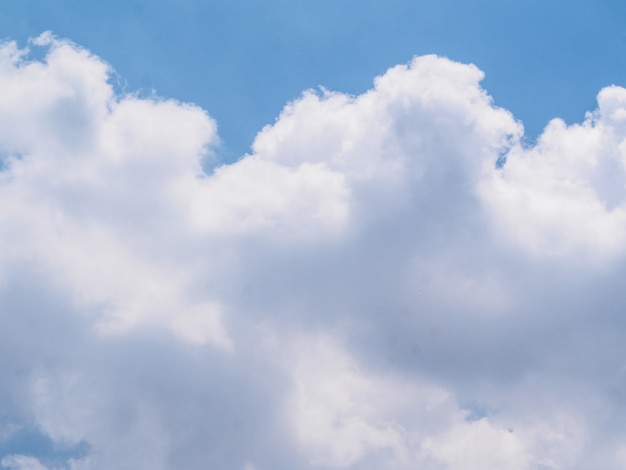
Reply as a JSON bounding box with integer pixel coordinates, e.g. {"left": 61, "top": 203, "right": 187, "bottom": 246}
{"left": 1, "top": 33, "right": 626, "bottom": 469}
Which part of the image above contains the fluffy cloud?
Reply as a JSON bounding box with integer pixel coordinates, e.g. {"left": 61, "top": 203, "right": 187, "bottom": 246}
{"left": 481, "top": 84, "right": 626, "bottom": 263}
{"left": 2, "top": 32, "right": 626, "bottom": 469}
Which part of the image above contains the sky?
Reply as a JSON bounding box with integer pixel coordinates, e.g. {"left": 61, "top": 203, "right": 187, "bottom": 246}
{"left": 1, "top": 1, "right": 626, "bottom": 469}
{"left": 2, "top": 0, "right": 626, "bottom": 157}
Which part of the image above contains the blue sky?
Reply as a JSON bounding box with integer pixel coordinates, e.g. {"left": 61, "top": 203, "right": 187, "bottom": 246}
{"left": 2, "top": 0, "right": 625, "bottom": 158}
{"left": 2, "top": 2, "right": 626, "bottom": 470}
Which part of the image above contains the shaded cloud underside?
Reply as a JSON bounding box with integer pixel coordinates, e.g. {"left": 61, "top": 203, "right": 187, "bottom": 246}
{"left": 1, "top": 33, "right": 626, "bottom": 469}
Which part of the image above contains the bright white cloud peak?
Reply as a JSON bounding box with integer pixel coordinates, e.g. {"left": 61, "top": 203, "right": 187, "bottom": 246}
{"left": 1, "top": 33, "right": 626, "bottom": 469}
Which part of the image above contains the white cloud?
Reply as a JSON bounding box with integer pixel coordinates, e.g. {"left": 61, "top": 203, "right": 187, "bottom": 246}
{"left": 0, "top": 34, "right": 230, "bottom": 348}
{"left": 480, "top": 85, "right": 626, "bottom": 263}
{"left": 171, "top": 156, "right": 350, "bottom": 239}
{"left": 1, "top": 33, "right": 626, "bottom": 469}
{"left": 282, "top": 335, "right": 591, "bottom": 470}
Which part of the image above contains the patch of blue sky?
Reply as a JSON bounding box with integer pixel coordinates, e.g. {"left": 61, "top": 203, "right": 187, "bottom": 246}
{"left": 0, "top": 151, "right": 22, "bottom": 172}
{"left": 461, "top": 401, "right": 495, "bottom": 422}
{"left": 0, "top": 424, "right": 90, "bottom": 468}
{"left": 1, "top": 0, "right": 625, "bottom": 160}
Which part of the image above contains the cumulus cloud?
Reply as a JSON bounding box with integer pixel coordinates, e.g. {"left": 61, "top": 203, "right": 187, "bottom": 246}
{"left": 480, "top": 84, "right": 626, "bottom": 263}
{"left": 2, "top": 32, "right": 626, "bottom": 469}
